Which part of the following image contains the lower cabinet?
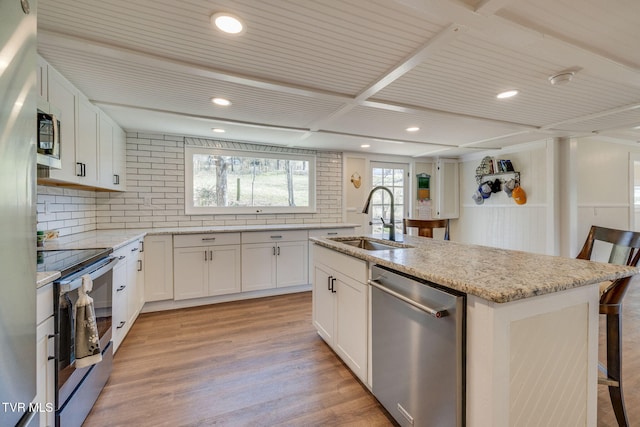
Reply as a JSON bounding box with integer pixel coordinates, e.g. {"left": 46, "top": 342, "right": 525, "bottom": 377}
{"left": 143, "top": 235, "right": 174, "bottom": 302}
{"left": 35, "top": 283, "right": 55, "bottom": 427}
{"left": 112, "top": 239, "right": 144, "bottom": 352}
{"left": 241, "top": 230, "right": 308, "bottom": 291}
{"left": 312, "top": 245, "right": 368, "bottom": 383}
{"left": 173, "top": 233, "right": 241, "bottom": 300}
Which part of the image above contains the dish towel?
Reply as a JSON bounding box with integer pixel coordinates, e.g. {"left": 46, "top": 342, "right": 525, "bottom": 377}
{"left": 74, "top": 274, "right": 102, "bottom": 368}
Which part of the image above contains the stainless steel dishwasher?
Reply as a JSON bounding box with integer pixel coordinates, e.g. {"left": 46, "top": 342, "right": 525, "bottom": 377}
{"left": 370, "top": 265, "right": 466, "bottom": 427}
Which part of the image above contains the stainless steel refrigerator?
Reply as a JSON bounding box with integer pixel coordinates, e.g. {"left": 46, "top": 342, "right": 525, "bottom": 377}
{"left": 0, "top": 0, "right": 38, "bottom": 426}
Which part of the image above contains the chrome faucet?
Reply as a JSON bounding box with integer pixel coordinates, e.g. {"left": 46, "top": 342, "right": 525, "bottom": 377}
{"left": 362, "top": 186, "right": 396, "bottom": 241}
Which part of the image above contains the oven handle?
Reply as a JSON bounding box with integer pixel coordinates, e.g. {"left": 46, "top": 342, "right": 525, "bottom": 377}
{"left": 58, "top": 256, "right": 119, "bottom": 293}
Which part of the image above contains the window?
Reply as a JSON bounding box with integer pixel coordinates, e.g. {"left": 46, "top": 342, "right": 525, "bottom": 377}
{"left": 185, "top": 146, "right": 316, "bottom": 214}
{"left": 369, "top": 162, "right": 408, "bottom": 237}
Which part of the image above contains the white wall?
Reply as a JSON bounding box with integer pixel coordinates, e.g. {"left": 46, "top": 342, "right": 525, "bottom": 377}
{"left": 457, "top": 141, "right": 552, "bottom": 254}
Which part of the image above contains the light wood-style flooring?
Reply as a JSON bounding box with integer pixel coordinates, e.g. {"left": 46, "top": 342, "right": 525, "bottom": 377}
{"left": 84, "top": 292, "right": 394, "bottom": 426}
{"left": 85, "top": 287, "right": 640, "bottom": 426}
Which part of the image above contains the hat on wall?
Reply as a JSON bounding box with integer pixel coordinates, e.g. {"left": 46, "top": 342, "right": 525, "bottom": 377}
{"left": 503, "top": 178, "right": 516, "bottom": 197}
{"left": 512, "top": 185, "right": 527, "bottom": 205}
{"left": 479, "top": 181, "right": 492, "bottom": 199}
{"left": 472, "top": 190, "right": 484, "bottom": 205}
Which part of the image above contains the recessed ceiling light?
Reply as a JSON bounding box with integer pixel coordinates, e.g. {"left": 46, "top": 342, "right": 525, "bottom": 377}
{"left": 497, "top": 90, "right": 518, "bottom": 99}
{"left": 212, "top": 128, "right": 226, "bottom": 133}
{"left": 212, "top": 97, "right": 231, "bottom": 106}
{"left": 211, "top": 13, "right": 244, "bottom": 34}
{"left": 406, "top": 127, "right": 420, "bottom": 132}
{"left": 548, "top": 71, "right": 575, "bottom": 86}
{"left": 633, "top": 125, "right": 640, "bottom": 130}
{"left": 360, "top": 144, "right": 370, "bottom": 148}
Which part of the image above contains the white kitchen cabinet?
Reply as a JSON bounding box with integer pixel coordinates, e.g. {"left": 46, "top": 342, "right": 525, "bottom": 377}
{"left": 45, "top": 65, "right": 78, "bottom": 184}
{"left": 241, "top": 230, "right": 308, "bottom": 292}
{"left": 112, "top": 239, "right": 144, "bottom": 352}
{"left": 98, "top": 111, "right": 126, "bottom": 190}
{"left": 173, "top": 233, "right": 241, "bottom": 300}
{"left": 35, "top": 283, "right": 55, "bottom": 427}
{"left": 76, "top": 95, "right": 100, "bottom": 187}
{"left": 433, "top": 158, "right": 459, "bottom": 219}
{"left": 312, "top": 245, "right": 368, "bottom": 382}
{"left": 143, "top": 235, "right": 174, "bottom": 302}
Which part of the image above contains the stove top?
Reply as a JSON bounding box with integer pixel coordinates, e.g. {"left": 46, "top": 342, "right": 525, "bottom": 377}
{"left": 37, "top": 248, "right": 113, "bottom": 277}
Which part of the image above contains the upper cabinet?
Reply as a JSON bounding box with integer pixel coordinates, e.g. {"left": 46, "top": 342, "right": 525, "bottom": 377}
{"left": 38, "top": 56, "right": 126, "bottom": 191}
{"left": 434, "top": 159, "right": 459, "bottom": 219}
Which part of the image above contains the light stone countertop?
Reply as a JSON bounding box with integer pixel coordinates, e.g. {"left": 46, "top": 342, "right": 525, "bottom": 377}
{"left": 37, "top": 271, "right": 60, "bottom": 288}
{"left": 40, "top": 223, "right": 359, "bottom": 251}
{"left": 310, "top": 234, "right": 640, "bottom": 303}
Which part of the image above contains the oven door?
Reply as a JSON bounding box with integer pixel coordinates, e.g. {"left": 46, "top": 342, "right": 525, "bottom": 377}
{"left": 55, "top": 257, "right": 116, "bottom": 410}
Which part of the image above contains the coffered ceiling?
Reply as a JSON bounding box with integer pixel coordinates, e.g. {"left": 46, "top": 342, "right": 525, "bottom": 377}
{"left": 37, "top": 0, "right": 640, "bottom": 157}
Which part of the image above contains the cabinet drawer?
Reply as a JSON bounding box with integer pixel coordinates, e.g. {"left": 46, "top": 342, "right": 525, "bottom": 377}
{"left": 242, "top": 230, "right": 308, "bottom": 244}
{"left": 314, "top": 245, "right": 367, "bottom": 283}
{"left": 308, "top": 227, "right": 356, "bottom": 238}
{"left": 174, "top": 232, "right": 241, "bottom": 248}
{"left": 37, "top": 283, "right": 54, "bottom": 324}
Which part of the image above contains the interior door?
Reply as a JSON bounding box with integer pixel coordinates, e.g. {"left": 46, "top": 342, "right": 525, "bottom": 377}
{"left": 369, "top": 162, "right": 408, "bottom": 237}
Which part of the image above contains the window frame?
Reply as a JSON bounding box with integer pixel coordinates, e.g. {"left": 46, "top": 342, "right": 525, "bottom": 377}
{"left": 184, "top": 145, "right": 316, "bottom": 215}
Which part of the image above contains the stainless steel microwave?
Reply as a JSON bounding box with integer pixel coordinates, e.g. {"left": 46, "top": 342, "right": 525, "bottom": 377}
{"left": 37, "top": 109, "right": 62, "bottom": 169}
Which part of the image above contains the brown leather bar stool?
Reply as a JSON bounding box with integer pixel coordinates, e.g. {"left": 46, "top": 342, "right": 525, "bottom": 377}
{"left": 402, "top": 218, "right": 450, "bottom": 240}
{"left": 577, "top": 225, "right": 640, "bottom": 427}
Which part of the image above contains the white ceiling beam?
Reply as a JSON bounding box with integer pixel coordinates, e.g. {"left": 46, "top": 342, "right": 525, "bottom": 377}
{"left": 474, "top": 0, "right": 516, "bottom": 16}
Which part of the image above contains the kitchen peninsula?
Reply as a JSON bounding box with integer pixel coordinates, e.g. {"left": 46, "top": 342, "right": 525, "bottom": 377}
{"left": 310, "top": 235, "right": 639, "bottom": 427}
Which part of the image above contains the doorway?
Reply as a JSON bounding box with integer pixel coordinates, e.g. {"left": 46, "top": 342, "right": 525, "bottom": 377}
{"left": 369, "top": 162, "right": 408, "bottom": 237}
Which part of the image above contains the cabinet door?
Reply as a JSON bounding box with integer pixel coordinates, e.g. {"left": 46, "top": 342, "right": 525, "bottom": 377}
{"left": 241, "top": 243, "right": 277, "bottom": 291}
{"left": 276, "top": 240, "right": 308, "bottom": 287}
{"left": 77, "top": 96, "right": 99, "bottom": 186}
{"left": 36, "top": 316, "right": 55, "bottom": 427}
{"left": 334, "top": 274, "right": 368, "bottom": 382}
{"left": 112, "top": 260, "right": 128, "bottom": 352}
{"left": 112, "top": 126, "right": 126, "bottom": 189}
{"left": 37, "top": 55, "right": 48, "bottom": 100}
{"left": 174, "top": 246, "right": 209, "bottom": 300}
{"left": 144, "top": 235, "right": 174, "bottom": 302}
{"left": 435, "top": 159, "right": 459, "bottom": 219}
{"left": 312, "top": 264, "right": 335, "bottom": 345}
{"left": 126, "top": 243, "right": 142, "bottom": 324}
{"left": 46, "top": 67, "right": 78, "bottom": 183}
{"left": 98, "top": 111, "right": 115, "bottom": 190}
{"left": 208, "top": 245, "right": 241, "bottom": 296}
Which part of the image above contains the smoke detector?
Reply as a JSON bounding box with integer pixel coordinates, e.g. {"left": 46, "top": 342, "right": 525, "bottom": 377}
{"left": 548, "top": 71, "right": 575, "bottom": 86}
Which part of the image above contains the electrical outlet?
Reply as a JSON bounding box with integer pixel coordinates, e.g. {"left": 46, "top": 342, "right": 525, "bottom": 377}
{"left": 143, "top": 196, "right": 152, "bottom": 207}
{"left": 44, "top": 200, "right": 51, "bottom": 214}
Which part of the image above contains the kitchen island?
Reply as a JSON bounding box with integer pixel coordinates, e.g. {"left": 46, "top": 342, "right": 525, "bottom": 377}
{"left": 310, "top": 235, "right": 639, "bottom": 427}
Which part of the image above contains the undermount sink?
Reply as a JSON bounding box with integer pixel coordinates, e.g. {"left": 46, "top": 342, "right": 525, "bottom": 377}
{"left": 330, "top": 237, "right": 413, "bottom": 251}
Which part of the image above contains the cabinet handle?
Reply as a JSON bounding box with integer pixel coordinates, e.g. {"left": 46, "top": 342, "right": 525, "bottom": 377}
{"left": 270, "top": 235, "right": 283, "bottom": 239}
{"left": 204, "top": 250, "right": 208, "bottom": 261}
{"left": 47, "top": 334, "right": 57, "bottom": 361}
{"left": 116, "top": 285, "right": 126, "bottom": 292}
{"left": 137, "top": 259, "right": 142, "bottom": 271}
{"left": 273, "top": 246, "right": 276, "bottom": 256}
{"left": 76, "top": 162, "right": 83, "bottom": 177}
{"left": 277, "top": 246, "right": 280, "bottom": 256}
{"left": 116, "top": 321, "right": 126, "bottom": 329}
{"left": 118, "top": 255, "right": 126, "bottom": 260}
{"left": 327, "top": 275, "right": 332, "bottom": 291}
{"left": 327, "top": 232, "right": 338, "bottom": 236}
{"left": 131, "top": 247, "right": 139, "bottom": 252}
{"left": 331, "top": 277, "right": 337, "bottom": 293}
{"left": 201, "top": 237, "right": 216, "bottom": 241}
{"left": 113, "top": 174, "right": 118, "bottom": 185}
{"left": 140, "top": 241, "right": 144, "bottom": 252}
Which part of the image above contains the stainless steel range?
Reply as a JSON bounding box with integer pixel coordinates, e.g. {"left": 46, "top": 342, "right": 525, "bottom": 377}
{"left": 37, "top": 248, "right": 119, "bottom": 427}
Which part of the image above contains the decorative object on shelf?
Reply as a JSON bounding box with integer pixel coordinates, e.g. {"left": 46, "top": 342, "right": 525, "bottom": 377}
{"left": 416, "top": 173, "right": 430, "bottom": 200}
{"left": 350, "top": 172, "right": 361, "bottom": 188}
{"left": 512, "top": 185, "right": 527, "bottom": 205}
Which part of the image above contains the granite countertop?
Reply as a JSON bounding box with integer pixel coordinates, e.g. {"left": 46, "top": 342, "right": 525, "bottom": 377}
{"left": 41, "top": 223, "right": 359, "bottom": 251}
{"left": 37, "top": 271, "right": 60, "bottom": 288}
{"left": 310, "top": 235, "right": 640, "bottom": 303}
